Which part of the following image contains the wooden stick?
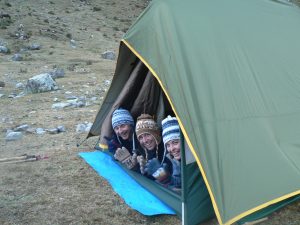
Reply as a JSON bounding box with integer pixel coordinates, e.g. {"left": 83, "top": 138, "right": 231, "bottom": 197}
{"left": 0, "top": 157, "right": 37, "bottom": 164}
{"left": 0, "top": 155, "right": 28, "bottom": 162}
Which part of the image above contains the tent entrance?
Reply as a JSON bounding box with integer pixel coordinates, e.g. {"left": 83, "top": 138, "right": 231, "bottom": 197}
{"left": 88, "top": 43, "right": 299, "bottom": 225}
{"left": 89, "top": 43, "right": 215, "bottom": 225}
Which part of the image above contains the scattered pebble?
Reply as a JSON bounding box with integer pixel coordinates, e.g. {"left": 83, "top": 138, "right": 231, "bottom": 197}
{"left": 101, "top": 51, "right": 116, "bottom": 60}
{"left": 12, "top": 53, "right": 23, "bottom": 61}
{"left": 5, "top": 131, "right": 23, "bottom": 141}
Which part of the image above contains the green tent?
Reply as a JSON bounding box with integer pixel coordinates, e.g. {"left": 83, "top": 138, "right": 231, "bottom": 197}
{"left": 88, "top": 0, "right": 300, "bottom": 224}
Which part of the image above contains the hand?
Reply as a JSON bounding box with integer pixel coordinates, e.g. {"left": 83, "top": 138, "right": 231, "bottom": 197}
{"left": 152, "top": 163, "right": 170, "bottom": 183}
{"left": 144, "top": 158, "right": 161, "bottom": 176}
{"left": 123, "top": 153, "right": 138, "bottom": 170}
{"left": 137, "top": 155, "right": 146, "bottom": 174}
{"left": 114, "top": 148, "right": 137, "bottom": 170}
{"left": 114, "top": 147, "right": 131, "bottom": 162}
{"left": 104, "top": 136, "right": 121, "bottom": 153}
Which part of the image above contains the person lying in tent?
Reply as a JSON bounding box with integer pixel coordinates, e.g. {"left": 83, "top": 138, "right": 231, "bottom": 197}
{"left": 105, "top": 108, "right": 140, "bottom": 171}
{"left": 135, "top": 114, "right": 172, "bottom": 184}
{"left": 161, "top": 115, "right": 182, "bottom": 192}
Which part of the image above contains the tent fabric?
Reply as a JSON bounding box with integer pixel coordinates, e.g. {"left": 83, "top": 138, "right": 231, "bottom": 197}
{"left": 88, "top": 0, "right": 300, "bottom": 224}
{"left": 79, "top": 151, "right": 176, "bottom": 215}
{"left": 121, "top": 0, "right": 300, "bottom": 224}
{"left": 237, "top": 194, "right": 300, "bottom": 224}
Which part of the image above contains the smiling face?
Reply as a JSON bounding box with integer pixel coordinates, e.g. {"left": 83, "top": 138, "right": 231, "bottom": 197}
{"left": 114, "top": 124, "right": 132, "bottom": 140}
{"left": 137, "top": 133, "right": 157, "bottom": 151}
{"left": 166, "top": 139, "right": 181, "bottom": 160}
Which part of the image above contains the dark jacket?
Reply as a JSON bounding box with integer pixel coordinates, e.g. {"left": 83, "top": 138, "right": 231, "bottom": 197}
{"left": 108, "top": 133, "right": 142, "bottom": 156}
{"left": 141, "top": 141, "right": 173, "bottom": 179}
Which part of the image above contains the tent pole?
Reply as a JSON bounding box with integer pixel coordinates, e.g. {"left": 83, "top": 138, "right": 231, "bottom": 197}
{"left": 181, "top": 131, "right": 188, "bottom": 225}
{"left": 182, "top": 202, "right": 185, "bottom": 225}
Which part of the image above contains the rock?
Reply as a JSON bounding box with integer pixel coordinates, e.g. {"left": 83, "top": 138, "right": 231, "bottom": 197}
{"left": 36, "top": 128, "right": 46, "bottom": 135}
{"left": 57, "top": 125, "right": 66, "bottom": 132}
{"left": 16, "top": 82, "right": 24, "bottom": 89}
{"left": 25, "top": 128, "right": 36, "bottom": 134}
{"left": 8, "top": 93, "right": 17, "bottom": 98}
{"left": 26, "top": 73, "right": 58, "bottom": 93}
{"left": 67, "top": 99, "right": 86, "bottom": 108}
{"left": 65, "top": 95, "right": 77, "bottom": 100}
{"left": 104, "top": 80, "right": 111, "bottom": 87}
{"left": 85, "top": 122, "right": 93, "bottom": 132}
{"left": 76, "top": 122, "right": 92, "bottom": 133}
{"left": 14, "top": 124, "right": 29, "bottom": 132}
{"left": 12, "top": 53, "right": 23, "bottom": 61}
{"left": 90, "top": 96, "right": 97, "bottom": 101}
{"left": 74, "top": 101, "right": 85, "bottom": 107}
{"left": 76, "top": 124, "right": 86, "bottom": 133}
{"left": 0, "top": 46, "right": 9, "bottom": 53}
{"left": 0, "top": 94, "right": 5, "bottom": 98}
{"left": 49, "top": 68, "right": 65, "bottom": 79}
{"left": 5, "top": 131, "right": 23, "bottom": 141}
{"left": 47, "top": 128, "right": 59, "bottom": 134}
{"left": 54, "top": 115, "right": 64, "bottom": 120}
{"left": 29, "top": 43, "right": 41, "bottom": 50}
{"left": 52, "top": 102, "right": 72, "bottom": 109}
{"left": 0, "top": 81, "right": 5, "bottom": 87}
{"left": 101, "top": 51, "right": 116, "bottom": 60}
{"left": 0, "top": 12, "right": 11, "bottom": 19}
{"left": 15, "top": 92, "right": 25, "bottom": 98}
{"left": 70, "top": 39, "right": 76, "bottom": 48}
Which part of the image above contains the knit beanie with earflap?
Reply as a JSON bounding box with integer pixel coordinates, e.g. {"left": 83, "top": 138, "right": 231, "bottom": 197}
{"left": 111, "top": 108, "right": 134, "bottom": 129}
{"left": 135, "top": 114, "right": 161, "bottom": 145}
{"left": 161, "top": 115, "right": 180, "bottom": 146}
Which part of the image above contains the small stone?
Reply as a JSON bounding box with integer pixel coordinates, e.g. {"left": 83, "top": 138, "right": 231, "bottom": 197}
{"left": 47, "top": 128, "right": 59, "bottom": 134}
{"left": 5, "top": 131, "right": 23, "bottom": 141}
{"left": 14, "top": 124, "right": 29, "bottom": 132}
{"left": 29, "top": 43, "right": 41, "bottom": 50}
{"left": 0, "top": 46, "right": 9, "bottom": 53}
{"left": 101, "top": 51, "right": 116, "bottom": 60}
{"left": 12, "top": 53, "right": 23, "bottom": 61}
{"left": 57, "top": 125, "right": 66, "bottom": 133}
{"left": 49, "top": 68, "right": 65, "bottom": 79}
{"left": 104, "top": 80, "right": 111, "bottom": 86}
{"left": 70, "top": 39, "right": 76, "bottom": 48}
{"left": 36, "top": 128, "right": 46, "bottom": 135}
{"left": 52, "top": 102, "right": 72, "bottom": 109}
{"left": 76, "top": 124, "right": 86, "bottom": 133}
{"left": 16, "top": 82, "right": 24, "bottom": 89}
{"left": 25, "top": 128, "right": 36, "bottom": 134}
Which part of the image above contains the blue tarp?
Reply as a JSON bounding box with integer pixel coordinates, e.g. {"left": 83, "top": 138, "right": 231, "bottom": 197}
{"left": 79, "top": 151, "right": 176, "bottom": 216}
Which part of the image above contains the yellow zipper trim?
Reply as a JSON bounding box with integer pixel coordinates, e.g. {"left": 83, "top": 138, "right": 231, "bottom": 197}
{"left": 225, "top": 190, "right": 300, "bottom": 225}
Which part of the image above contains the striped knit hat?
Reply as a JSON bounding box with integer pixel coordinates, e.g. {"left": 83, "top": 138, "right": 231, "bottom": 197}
{"left": 135, "top": 114, "right": 161, "bottom": 144}
{"left": 161, "top": 115, "right": 180, "bottom": 145}
{"left": 111, "top": 108, "right": 134, "bottom": 129}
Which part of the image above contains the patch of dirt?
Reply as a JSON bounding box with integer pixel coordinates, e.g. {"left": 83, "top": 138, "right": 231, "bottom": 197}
{"left": 0, "top": 1, "right": 299, "bottom": 225}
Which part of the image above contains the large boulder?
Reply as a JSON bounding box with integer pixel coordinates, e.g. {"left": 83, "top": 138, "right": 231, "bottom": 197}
{"left": 26, "top": 73, "right": 58, "bottom": 93}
